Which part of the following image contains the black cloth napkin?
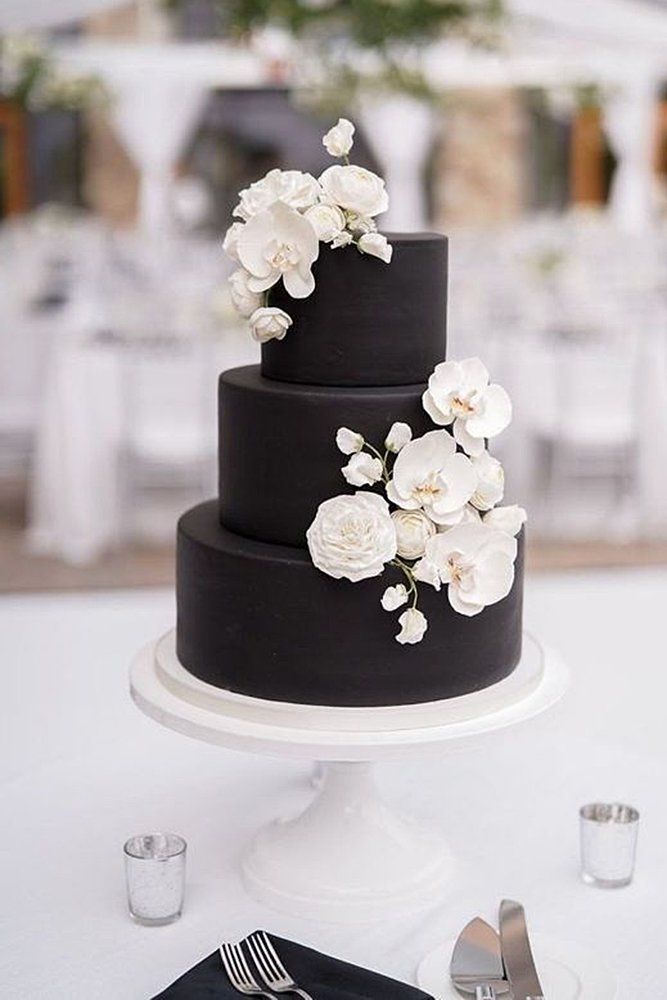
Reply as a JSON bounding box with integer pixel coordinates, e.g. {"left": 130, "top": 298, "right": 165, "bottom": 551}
{"left": 152, "top": 932, "right": 434, "bottom": 999}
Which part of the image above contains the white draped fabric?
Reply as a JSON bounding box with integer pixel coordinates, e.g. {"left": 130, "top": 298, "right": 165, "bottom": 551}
{"left": 603, "top": 78, "right": 660, "bottom": 235}
{"left": 0, "top": 0, "right": 122, "bottom": 31}
{"left": 361, "top": 96, "right": 436, "bottom": 232}
{"left": 111, "top": 80, "right": 209, "bottom": 234}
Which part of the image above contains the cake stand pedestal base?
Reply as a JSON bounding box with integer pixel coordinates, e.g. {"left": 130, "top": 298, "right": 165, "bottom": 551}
{"left": 130, "top": 631, "right": 568, "bottom": 922}
{"left": 242, "top": 760, "right": 452, "bottom": 921}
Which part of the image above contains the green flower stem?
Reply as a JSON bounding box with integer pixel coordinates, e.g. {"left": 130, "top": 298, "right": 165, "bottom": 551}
{"left": 390, "top": 558, "right": 420, "bottom": 609}
{"left": 364, "top": 440, "right": 391, "bottom": 483}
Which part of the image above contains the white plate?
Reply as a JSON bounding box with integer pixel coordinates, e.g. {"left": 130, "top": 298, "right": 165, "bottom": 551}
{"left": 417, "top": 933, "right": 617, "bottom": 1000}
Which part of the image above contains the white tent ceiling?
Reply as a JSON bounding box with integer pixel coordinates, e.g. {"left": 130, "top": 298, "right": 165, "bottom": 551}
{"left": 0, "top": 0, "right": 125, "bottom": 32}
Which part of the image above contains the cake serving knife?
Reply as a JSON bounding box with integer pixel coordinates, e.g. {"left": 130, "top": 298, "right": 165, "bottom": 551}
{"left": 499, "top": 899, "right": 545, "bottom": 1000}
{"left": 450, "top": 918, "right": 510, "bottom": 999}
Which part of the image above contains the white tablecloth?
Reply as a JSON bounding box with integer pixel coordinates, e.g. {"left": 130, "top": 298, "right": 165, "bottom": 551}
{"left": 1, "top": 571, "right": 665, "bottom": 998}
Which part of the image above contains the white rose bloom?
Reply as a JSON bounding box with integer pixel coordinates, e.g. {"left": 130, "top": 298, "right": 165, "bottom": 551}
{"left": 396, "top": 607, "right": 428, "bottom": 645}
{"left": 237, "top": 201, "right": 319, "bottom": 298}
{"left": 249, "top": 306, "right": 292, "bottom": 343}
{"left": 385, "top": 421, "right": 412, "bottom": 453}
{"left": 381, "top": 583, "right": 408, "bottom": 611}
{"left": 305, "top": 202, "right": 346, "bottom": 243}
{"left": 233, "top": 168, "right": 322, "bottom": 220}
{"left": 422, "top": 357, "right": 512, "bottom": 457}
{"left": 323, "top": 117, "right": 355, "bottom": 157}
{"left": 386, "top": 429, "right": 477, "bottom": 526}
{"left": 471, "top": 451, "right": 505, "bottom": 511}
{"left": 319, "top": 164, "right": 389, "bottom": 218}
{"left": 424, "top": 523, "right": 517, "bottom": 617}
{"left": 222, "top": 221, "right": 244, "bottom": 262}
{"left": 229, "top": 268, "right": 262, "bottom": 318}
{"left": 391, "top": 509, "right": 437, "bottom": 560}
{"left": 358, "top": 232, "right": 393, "bottom": 264}
{"left": 483, "top": 504, "right": 527, "bottom": 536}
{"left": 307, "top": 492, "right": 397, "bottom": 582}
{"left": 331, "top": 230, "right": 354, "bottom": 249}
{"left": 336, "top": 427, "right": 364, "bottom": 455}
{"left": 342, "top": 452, "right": 383, "bottom": 487}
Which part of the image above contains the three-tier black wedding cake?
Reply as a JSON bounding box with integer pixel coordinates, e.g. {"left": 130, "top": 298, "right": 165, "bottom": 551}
{"left": 176, "top": 233, "right": 524, "bottom": 708}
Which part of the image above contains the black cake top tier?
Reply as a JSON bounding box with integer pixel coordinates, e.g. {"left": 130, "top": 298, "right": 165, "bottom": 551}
{"left": 263, "top": 233, "right": 447, "bottom": 387}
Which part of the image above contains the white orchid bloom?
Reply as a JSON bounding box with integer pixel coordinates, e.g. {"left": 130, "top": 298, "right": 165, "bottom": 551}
{"left": 386, "top": 430, "right": 477, "bottom": 526}
{"left": 423, "top": 522, "right": 517, "bottom": 617}
{"left": 422, "top": 357, "right": 512, "bottom": 457}
{"left": 237, "top": 201, "right": 319, "bottom": 299}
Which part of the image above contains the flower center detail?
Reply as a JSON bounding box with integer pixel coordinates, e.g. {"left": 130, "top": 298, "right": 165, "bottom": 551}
{"left": 265, "top": 239, "right": 300, "bottom": 272}
{"left": 450, "top": 394, "right": 478, "bottom": 418}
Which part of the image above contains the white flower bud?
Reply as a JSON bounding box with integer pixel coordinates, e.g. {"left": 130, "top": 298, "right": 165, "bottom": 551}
{"left": 322, "top": 117, "right": 355, "bottom": 157}
{"left": 381, "top": 584, "right": 408, "bottom": 611}
{"left": 396, "top": 607, "right": 428, "bottom": 645}
{"left": 248, "top": 306, "right": 292, "bottom": 343}
{"left": 385, "top": 421, "right": 412, "bottom": 453}
{"left": 336, "top": 427, "right": 364, "bottom": 455}
{"left": 342, "top": 453, "right": 383, "bottom": 487}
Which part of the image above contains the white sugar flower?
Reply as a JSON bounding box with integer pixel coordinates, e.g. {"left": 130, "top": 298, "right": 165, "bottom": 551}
{"left": 391, "top": 509, "right": 437, "bottom": 560}
{"left": 422, "top": 358, "right": 512, "bottom": 457}
{"left": 307, "top": 492, "right": 397, "bottom": 583}
{"left": 342, "top": 452, "right": 383, "bottom": 487}
{"left": 396, "top": 607, "right": 428, "bottom": 645}
{"left": 413, "top": 556, "right": 442, "bottom": 591}
{"left": 470, "top": 451, "right": 505, "bottom": 511}
{"left": 228, "top": 268, "right": 262, "bottom": 318}
{"left": 386, "top": 430, "right": 477, "bottom": 526}
{"left": 248, "top": 306, "right": 292, "bottom": 343}
{"left": 381, "top": 584, "right": 408, "bottom": 611}
{"left": 323, "top": 118, "right": 355, "bottom": 157}
{"left": 222, "top": 221, "right": 244, "bottom": 262}
{"left": 331, "top": 230, "right": 354, "bottom": 249}
{"left": 336, "top": 427, "right": 364, "bottom": 455}
{"left": 345, "top": 211, "right": 377, "bottom": 235}
{"left": 385, "top": 421, "right": 412, "bottom": 453}
{"left": 319, "top": 164, "right": 389, "bottom": 218}
{"left": 358, "top": 232, "right": 393, "bottom": 263}
{"left": 237, "top": 201, "right": 319, "bottom": 299}
{"left": 305, "top": 202, "right": 346, "bottom": 243}
{"left": 455, "top": 505, "right": 483, "bottom": 526}
{"left": 423, "top": 523, "right": 517, "bottom": 617}
{"left": 234, "top": 168, "right": 321, "bottom": 220}
{"left": 483, "top": 504, "right": 527, "bottom": 536}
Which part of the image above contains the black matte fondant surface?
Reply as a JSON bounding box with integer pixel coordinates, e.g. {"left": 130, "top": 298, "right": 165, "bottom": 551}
{"left": 263, "top": 234, "right": 447, "bottom": 387}
{"left": 218, "top": 365, "right": 433, "bottom": 547}
{"left": 176, "top": 502, "right": 524, "bottom": 708}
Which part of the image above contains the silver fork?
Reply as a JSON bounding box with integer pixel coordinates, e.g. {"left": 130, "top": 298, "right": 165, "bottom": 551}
{"left": 219, "top": 941, "right": 278, "bottom": 999}
{"left": 247, "top": 931, "right": 314, "bottom": 1000}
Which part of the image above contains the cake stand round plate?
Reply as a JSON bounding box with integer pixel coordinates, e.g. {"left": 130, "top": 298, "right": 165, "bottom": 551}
{"left": 130, "top": 632, "right": 568, "bottom": 922}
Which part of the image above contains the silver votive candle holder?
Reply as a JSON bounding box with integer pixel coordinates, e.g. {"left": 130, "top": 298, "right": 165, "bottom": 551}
{"left": 580, "top": 803, "right": 639, "bottom": 888}
{"left": 124, "top": 833, "right": 187, "bottom": 925}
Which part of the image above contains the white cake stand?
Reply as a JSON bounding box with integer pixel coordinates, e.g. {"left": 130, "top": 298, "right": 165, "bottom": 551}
{"left": 130, "top": 630, "right": 568, "bottom": 922}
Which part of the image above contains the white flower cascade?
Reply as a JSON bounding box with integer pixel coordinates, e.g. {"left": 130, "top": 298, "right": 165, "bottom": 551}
{"left": 306, "top": 360, "right": 527, "bottom": 644}
{"left": 223, "top": 118, "right": 392, "bottom": 342}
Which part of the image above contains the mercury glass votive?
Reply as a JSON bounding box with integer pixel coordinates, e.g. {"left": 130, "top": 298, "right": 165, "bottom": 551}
{"left": 580, "top": 803, "right": 639, "bottom": 888}
{"left": 124, "top": 833, "right": 186, "bottom": 925}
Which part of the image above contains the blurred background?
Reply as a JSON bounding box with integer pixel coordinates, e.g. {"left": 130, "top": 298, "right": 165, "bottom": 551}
{"left": 2, "top": 0, "right": 667, "bottom": 592}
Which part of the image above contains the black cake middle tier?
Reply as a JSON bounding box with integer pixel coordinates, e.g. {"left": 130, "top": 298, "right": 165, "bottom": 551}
{"left": 218, "top": 365, "right": 433, "bottom": 548}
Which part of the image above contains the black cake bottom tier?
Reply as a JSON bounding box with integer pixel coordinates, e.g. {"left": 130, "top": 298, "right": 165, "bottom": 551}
{"left": 218, "top": 366, "right": 434, "bottom": 548}
{"left": 177, "top": 502, "right": 525, "bottom": 708}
